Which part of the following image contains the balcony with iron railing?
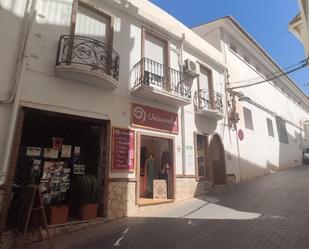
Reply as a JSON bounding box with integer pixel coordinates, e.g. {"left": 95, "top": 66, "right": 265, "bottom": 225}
{"left": 194, "top": 89, "right": 224, "bottom": 120}
{"left": 130, "top": 58, "right": 191, "bottom": 107}
{"left": 55, "top": 35, "right": 119, "bottom": 89}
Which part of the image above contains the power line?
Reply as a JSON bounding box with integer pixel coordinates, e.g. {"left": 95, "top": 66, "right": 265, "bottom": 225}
{"left": 229, "top": 58, "right": 308, "bottom": 85}
{"left": 230, "top": 59, "right": 308, "bottom": 90}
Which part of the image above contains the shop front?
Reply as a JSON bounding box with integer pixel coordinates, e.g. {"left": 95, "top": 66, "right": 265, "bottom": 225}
{"left": 5, "top": 108, "right": 109, "bottom": 232}
{"left": 131, "top": 103, "right": 177, "bottom": 206}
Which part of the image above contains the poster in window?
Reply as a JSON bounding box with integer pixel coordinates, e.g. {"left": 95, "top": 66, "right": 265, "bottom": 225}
{"left": 61, "top": 145, "right": 72, "bottom": 158}
{"left": 44, "top": 148, "right": 59, "bottom": 159}
{"left": 26, "top": 147, "right": 41, "bottom": 157}
{"left": 112, "top": 127, "right": 135, "bottom": 172}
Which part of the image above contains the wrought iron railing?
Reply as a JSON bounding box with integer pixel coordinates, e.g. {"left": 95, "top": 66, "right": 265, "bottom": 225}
{"left": 130, "top": 58, "right": 191, "bottom": 99}
{"left": 56, "top": 35, "right": 119, "bottom": 81}
{"left": 194, "top": 89, "right": 224, "bottom": 114}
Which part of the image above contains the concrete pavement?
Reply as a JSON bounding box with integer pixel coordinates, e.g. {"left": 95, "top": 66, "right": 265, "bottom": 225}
{"left": 25, "top": 165, "right": 309, "bottom": 249}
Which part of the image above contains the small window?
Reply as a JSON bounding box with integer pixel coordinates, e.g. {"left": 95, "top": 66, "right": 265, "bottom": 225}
{"left": 243, "top": 55, "right": 250, "bottom": 64}
{"left": 230, "top": 43, "right": 237, "bottom": 53}
{"left": 275, "top": 117, "right": 288, "bottom": 144}
{"left": 243, "top": 107, "right": 253, "bottom": 130}
{"left": 266, "top": 118, "right": 274, "bottom": 137}
{"left": 255, "top": 65, "right": 262, "bottom": 74}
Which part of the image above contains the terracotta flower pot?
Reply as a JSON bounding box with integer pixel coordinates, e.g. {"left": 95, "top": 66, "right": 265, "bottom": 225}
{"left": 47, "top": 205, "right": 69, "bottom": 225}
{"left": 79, "top": 203, "right": 98, "bottom": 220}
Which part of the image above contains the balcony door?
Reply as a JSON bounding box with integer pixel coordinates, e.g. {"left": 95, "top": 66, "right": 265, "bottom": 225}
{"left": 145, "top": 33, "right": 166, "bottom": 65}
{"left": 75, "top": 4, "right": 111, "bottom": 45}
{"left": 198, "top": 66, "right": 213, "bottom": 110}
{"left": 71, "top": 3, "right": 113, "bottom": 74}
{"left": 143, "top": 29, "right": 169, "bottom": 89}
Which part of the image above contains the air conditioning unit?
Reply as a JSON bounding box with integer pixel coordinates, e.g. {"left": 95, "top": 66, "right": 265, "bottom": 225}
{"left": 183, "top": 59, "right": 199, "bottom": 78}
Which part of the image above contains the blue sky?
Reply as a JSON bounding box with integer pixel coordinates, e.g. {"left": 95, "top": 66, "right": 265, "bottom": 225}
{"left": 151, "top": 0, "right": 309, "bottom": 94}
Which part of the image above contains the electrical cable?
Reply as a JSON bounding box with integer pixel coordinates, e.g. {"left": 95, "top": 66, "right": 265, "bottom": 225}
{"left": 230, "top": 59, "right": 308, "bottom": 90}
{"left": 229, "top": 58, "right": 308, "bottom": 85}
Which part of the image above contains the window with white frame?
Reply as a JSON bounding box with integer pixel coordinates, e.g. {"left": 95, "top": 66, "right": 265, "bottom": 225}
{"left": 75, "top": 4, "right": 111, "bottom": 45}
{"left": 230, "top": 42, "right": 237, "bottom": 53}
{"left": 266, "top": 118, "right": 274, "bottom": 137}
{"left": 275, "top": 117, "right": 289, "bottom": 144}
{"left": 243, "top": 54, "right": 250, "bottom": 64}
{"left": 198, "top": 66, "right": 212, "bottom": 109}
{"left": 145, "top": 32, "right": 166, "bottom": 65}
{"left": 243, "top": 107, "right": 254, "bottom": 130}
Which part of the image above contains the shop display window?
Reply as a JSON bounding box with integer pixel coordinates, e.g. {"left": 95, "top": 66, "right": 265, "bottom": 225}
{"left": 7, "top": 110, "right": 107, "bottom": 228}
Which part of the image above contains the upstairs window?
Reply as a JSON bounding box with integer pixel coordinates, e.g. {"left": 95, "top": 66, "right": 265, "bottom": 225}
{"left": 243, "top": 107, "right": 254, "bottom": 130}
{"left": 243, "top": 55, "right": 250, "bottom": 64}
{"left": 230, "top": 43, "right": 237, "bottom": 53}
{"left": 144, "top": 32, "right": 167, "bottom": 65}
{"left": 198, "top": 65, "right": 214, "bottom": 110}
{"left": 276, "top": 117, "right": 289, "bottom": 144}
{"left": 75, "top": 4, "right": 112, "bottom": 46}
{"left": 266, "top": 118, "right": 274, "bottom": 137}
{"left": 199, "top": 66, "right": 211, "bottom": 92}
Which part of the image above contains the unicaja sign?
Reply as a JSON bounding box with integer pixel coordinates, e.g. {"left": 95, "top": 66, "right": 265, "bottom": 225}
{"left": 133, "top": 106, "right": 147, "bottom": 122}
{"left": 131, "top": 103, "right": 179, "bottom": 133}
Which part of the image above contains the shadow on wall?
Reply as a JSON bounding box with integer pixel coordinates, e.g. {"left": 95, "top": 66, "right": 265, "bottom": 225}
{"left": 277, "top": 118, "right": 303, "bottom": 170}
{"left": 224, "top": 115, "right": 303, "bottom": 184}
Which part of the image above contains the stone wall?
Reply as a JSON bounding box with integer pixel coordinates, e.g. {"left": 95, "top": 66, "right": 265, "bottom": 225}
{"left": 175, "top": 177, "right": 211, "bottom": 201}
{"left": 107, "top": 181, "right": 138, "bottom": 220}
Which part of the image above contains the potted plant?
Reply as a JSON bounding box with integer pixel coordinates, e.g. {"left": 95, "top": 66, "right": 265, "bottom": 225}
{"left": 47, "top": 205, "right": 69, "bottom": 225}
{"left": 74, "top": 175, "right": 99, "bottom": 220}
{"left": 46, "top": 190, "right": 69, "bottom": 225}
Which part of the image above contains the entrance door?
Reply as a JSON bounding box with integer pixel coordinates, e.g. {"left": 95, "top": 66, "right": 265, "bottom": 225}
{"left": 210, "top": 135, "right": 226, "bottom": 185}
{"left": 195, "top": 134, "right": 211, "bottom": 178}
{"left": 138, "top": 135, "right": 174, "bottom": 203}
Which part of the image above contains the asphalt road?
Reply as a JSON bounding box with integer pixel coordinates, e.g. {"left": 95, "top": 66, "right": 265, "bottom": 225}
{"left": 26, "top": 165, "right": 309, "bottom": 249}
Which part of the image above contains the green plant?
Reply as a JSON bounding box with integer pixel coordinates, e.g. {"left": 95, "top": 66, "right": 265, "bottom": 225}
{"left": 73, "top": 175, "right": 99, "bottom": 204}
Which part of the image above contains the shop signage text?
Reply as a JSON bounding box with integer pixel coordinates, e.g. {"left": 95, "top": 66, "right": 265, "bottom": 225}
{"left": 112, "top": 128, "right": 135, "bottom": 171}
{"left": 131, "top": 103, "right": 179, "bottom": 133}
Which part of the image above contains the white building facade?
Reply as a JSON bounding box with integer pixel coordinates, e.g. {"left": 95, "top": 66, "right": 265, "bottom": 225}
{"left": 0, "top": 0, "right": 225, "bottom": 240}
{"left": 193, "top": 16, "right": 309, "bottom": 182}
{"left": 0, "top": 0, "right": 308, "bottom": 244}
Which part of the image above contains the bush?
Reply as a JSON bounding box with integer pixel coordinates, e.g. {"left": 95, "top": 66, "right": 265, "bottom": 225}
{"left": 73, "top": 175, "right": 99, "bottom": 204}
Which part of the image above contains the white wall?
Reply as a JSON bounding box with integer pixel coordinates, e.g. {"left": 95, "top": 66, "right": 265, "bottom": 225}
{"left": 193, "top": 19, "right": 309, "bottom": 182}
{"left": 2, "top": 0, "right": 307, "bottom": 188}
{"left": 181, "top": 45, "right": 226, "bottom": 177}
{"left": 0, "top": 0, "right": 27, "bottom": 173}
{"left": 222, "top": 31, "right": 308, "bottom": 181}
{"left": 0, "top": 0, "right": 224, "bottom": 184}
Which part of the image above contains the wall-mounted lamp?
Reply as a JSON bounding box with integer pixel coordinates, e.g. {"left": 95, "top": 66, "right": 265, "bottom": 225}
{"left": 238, "top": 96, "right": 251, "bottom": 102}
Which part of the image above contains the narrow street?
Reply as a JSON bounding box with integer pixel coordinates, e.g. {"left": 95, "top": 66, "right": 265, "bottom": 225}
{"left": 27, "top": 165, "right": 309, "bottom": 249}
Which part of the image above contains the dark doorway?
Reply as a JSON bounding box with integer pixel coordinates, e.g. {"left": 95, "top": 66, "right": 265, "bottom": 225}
{"left": 210, "top": 134, "right": 226, "bottom": 185}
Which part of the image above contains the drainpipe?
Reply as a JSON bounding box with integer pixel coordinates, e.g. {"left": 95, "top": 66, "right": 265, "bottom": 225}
{"left": 180, "top": 33, "right": 186, "bottom": 175}
{"left": 0, "top": 0, "right": 37, "bottom": 184}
